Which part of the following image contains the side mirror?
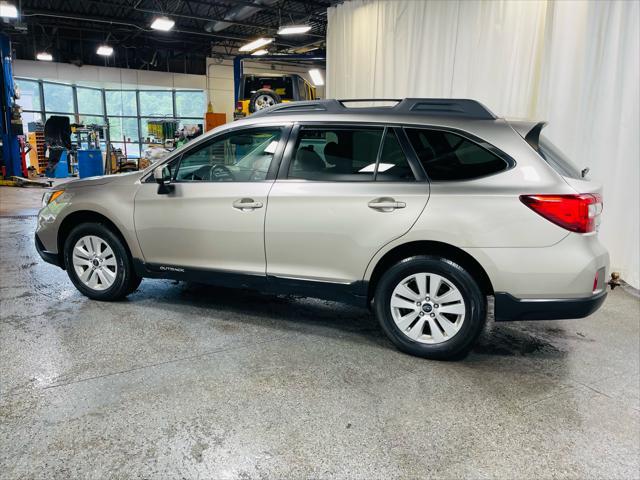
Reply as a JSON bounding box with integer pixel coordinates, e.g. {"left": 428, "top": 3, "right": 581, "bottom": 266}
{"left": 154, "top": 166, "right": 174, "bottom": 194}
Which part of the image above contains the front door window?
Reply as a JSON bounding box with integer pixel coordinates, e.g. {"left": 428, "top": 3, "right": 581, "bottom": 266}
{"left": 175, "top": 128, "right": 283, "bottom": 182}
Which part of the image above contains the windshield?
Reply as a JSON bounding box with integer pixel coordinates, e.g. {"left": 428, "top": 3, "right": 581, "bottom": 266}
{"left": 538, "top": 135, "right": 584, "bottom": 179}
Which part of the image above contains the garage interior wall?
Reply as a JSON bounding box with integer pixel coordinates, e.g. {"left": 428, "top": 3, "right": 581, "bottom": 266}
{"left": 12, "top": 59, "right": 206, "bottom": 91}
{"left": 327, "top": 0, "right": 640, "bottom": 289}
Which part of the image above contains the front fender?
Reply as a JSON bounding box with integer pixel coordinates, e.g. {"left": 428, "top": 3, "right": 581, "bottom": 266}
{"left": 36, "top": 183, "right": 142, "bottom": 259}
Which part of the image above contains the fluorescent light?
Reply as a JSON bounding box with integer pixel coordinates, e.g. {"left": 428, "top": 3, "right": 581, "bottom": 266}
{"left": 308, "top": 68, "right": 324, "bottom": 86}
{"left": 0, "top": 2, "right": 18, "bottom": 18}
{"left": 150, "top": 16, "right": 174, "bottom": 31}
{"left": 239, "top": 38, "right": 273, "bottom": 52}
{"left": 251, "top": 49, "right": 269, "bottom": 56}
{"left": 96, "top": 45, "right": 113, "bottom": 56}
{"left": 36, "top": 52, "right": 53, "bottom": 62}
{"left": 278, "top": 24, "right": 311, "bottom": 35}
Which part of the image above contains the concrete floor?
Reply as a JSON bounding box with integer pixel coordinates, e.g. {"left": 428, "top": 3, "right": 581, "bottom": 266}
{"left": 1, "top": 185, "right": 639, "bottom": 479}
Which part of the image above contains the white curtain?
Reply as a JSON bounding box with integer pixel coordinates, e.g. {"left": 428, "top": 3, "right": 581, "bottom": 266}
{"left": 327, "top": 0, "right": 640, "bottom": 288}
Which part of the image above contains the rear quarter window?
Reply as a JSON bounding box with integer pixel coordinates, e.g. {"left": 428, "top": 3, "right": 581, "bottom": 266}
{"left": 405, "top": 128, "right": 509, "bottom": 181}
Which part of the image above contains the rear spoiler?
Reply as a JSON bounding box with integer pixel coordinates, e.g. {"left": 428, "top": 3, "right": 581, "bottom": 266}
{"left": 508, "top": 120, "right": 548, "bottom": 149}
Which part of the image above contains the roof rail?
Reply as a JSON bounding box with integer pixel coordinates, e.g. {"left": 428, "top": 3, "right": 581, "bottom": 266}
{"left": 250, "top": 98, "right": 497, "bottom": 119}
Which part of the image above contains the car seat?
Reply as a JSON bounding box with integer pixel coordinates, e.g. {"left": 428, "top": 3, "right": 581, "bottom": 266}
{"left": 324, "top": 142, "right": 352, "bottom": 173}
{"left": 295, "top": 145, "right": 325, "bottom": 173}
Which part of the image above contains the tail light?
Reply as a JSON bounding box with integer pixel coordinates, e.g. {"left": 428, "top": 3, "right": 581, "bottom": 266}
{"left": 235, "top": 101, "right": 243, "bottom": 111}
{"left": 520, "top": 194, "right": 602, "bottom": 233}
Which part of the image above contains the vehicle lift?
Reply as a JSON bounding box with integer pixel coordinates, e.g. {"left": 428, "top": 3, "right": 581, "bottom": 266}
{"left": 1, "top": 32, "right": 24, "bottom": 179}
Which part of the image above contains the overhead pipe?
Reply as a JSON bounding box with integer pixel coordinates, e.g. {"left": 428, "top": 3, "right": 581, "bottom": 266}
{"left": 204, "top": 0, "right": 278, "bottom": 33}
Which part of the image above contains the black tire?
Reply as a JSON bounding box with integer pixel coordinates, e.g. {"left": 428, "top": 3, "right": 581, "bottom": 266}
{"left": 374, "top": 255, "right": 486, "bottom": 360}
{"left": 63, "top": 222, "right": 140, "bottom": 301}
{"left": 249, "top": 89, "right": 281, "bottom": 113}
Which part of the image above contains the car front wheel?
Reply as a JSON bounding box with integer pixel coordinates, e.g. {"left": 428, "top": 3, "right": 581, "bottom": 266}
{"left": 63, "top": 223, "right": 140, "bottom": 301}
{"left": 374, "top": 255, "right": 486, "bottom": 360}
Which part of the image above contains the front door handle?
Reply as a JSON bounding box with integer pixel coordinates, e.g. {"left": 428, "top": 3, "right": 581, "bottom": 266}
{"left": 368, "top": 197, "right": 406, "bottom": 212}
{"left": 233, "top": 198, "right": 264, "bottom": 211}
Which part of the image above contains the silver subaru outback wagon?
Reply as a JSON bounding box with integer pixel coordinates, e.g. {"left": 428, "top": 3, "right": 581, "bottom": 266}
{"left": 36, "top": 99, "right": 609, "bottom": 359}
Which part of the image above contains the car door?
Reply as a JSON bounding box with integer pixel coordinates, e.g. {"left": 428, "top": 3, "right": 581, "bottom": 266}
{"left": 265, "top": 124, "right": 430, "bottom": 284}
{"left": 134, "top": 125, "right": 290, "bottom": 275}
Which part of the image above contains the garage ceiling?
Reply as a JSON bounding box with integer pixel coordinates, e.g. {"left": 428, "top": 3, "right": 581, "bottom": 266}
{"left": 2, "top": 0, "right": 342, "bottom": 74}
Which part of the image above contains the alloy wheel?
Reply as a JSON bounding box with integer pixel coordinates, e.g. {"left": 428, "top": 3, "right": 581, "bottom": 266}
{"left": 72, "top": 235, "right": 118, "bottom": 291}
{"left": 390, "top": 272, "right": 466, "bottom": 344}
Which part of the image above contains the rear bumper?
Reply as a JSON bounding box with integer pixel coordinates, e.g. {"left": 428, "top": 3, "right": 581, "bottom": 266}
{"left": 464, "top": 233, "right": 610, "bottom": 299}
{"left": 35, "top": 233, "right": 63, "bottom": 268}
{"left": 494, "top": 290, "right": 607, "bottom": 321}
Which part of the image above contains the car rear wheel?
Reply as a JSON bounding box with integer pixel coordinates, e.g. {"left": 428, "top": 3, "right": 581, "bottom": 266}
{"left": 64, "top": 223, "right": 140, "bottom": 301}
{"left": 374, "top": 255, "right": 486, "bottom": 359}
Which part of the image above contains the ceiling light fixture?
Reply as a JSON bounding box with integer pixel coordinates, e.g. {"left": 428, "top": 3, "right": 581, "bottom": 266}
{"left": 36, "top": 52, "right": 53, "bottom": 62}
{"left": 251, "top": 49, "right": 269, "bottom": 56}
{"left": 278, "top": 25, "right": 311, "bottom": 35}
{"left": 0, "top": 2, "right": 18, "bottom": 18}
{"left": 150, "top": 16, "right": 175, "bottom": 31}
{"left": 96, "top": 45, "right": 114, "bottom": 56}
{"left": 308, "top": 68, "right": 324, "bottom": 86}
{"left": 239, "top": 38, "right": 273, "bottom": 52}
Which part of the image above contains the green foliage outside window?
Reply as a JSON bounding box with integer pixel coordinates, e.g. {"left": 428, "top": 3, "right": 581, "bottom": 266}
{"left": 43, "top": 83, "right": 74, "bottom": 113}
{"left": 77, "top": 88, "right": 104, "bottom": 115}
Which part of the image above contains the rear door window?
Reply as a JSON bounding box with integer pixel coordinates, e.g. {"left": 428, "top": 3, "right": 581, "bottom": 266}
{"left": 405, "top": 128, "right": 509, "bottom": 181}
{"left": 288, "top": 126, "right": 418, "bottom": 182}
{"left": 288, "top": 127, "right": 383, "bottom": 181}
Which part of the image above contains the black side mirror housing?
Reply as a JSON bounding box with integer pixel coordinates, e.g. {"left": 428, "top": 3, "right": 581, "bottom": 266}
{"left": 154, "top": 166, "right": 174, "bottom": 194}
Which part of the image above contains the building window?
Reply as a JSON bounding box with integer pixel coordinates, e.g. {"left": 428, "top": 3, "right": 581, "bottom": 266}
{"left": 175, "top": 91, "right": 206, "bottom": 118}
{"left": 43, "top": 82, "right": 74, "bottom": 113}
{"left": 14, "top": 79, "right": 41, "bottom": 110}
{"left": 108, "top": 117, "right": 139, "bottom": 143}
{"left": 15, "top": 78, "right": 205, "bottom": 161}
{"left": 105, "top": 90, "right": 137, "bottom": 116}
{"left": 76, "top": 87, "right": 104, "bottom": 116}
{"left": 139, "top": 90, "right": 173, "bottom": 117}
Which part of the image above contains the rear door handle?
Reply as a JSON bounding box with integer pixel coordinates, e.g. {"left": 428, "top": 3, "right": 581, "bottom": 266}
{"left": 233, "top": 198, "right": 263, "bottom": 211}
{"left": 368, "top": 198, "right": 406, "bottom": 212}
